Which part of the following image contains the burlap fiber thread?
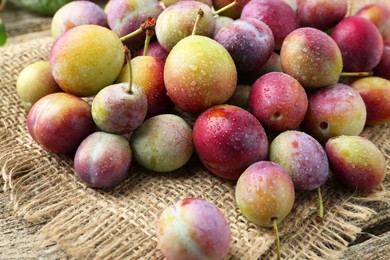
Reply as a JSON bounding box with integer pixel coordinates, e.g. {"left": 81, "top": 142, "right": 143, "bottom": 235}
{"left": 1, "top": 35, "right": 390, "bottom": 259}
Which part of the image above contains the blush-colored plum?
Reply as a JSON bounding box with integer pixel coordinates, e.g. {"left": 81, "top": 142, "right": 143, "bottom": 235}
{"left": 50, "top": 25, "right": 124, "bottom": 97}
{"left": 212, "top": 0, "right": 250, "bottom": 19}
{"left": 300, "top": 83, "right": 367, "bottom": 143}
{"left": 269, "top": 130, "right": 329, "bottom": 191}
{"left": 27, "top": 92, "right": 95, "bottom": 154}
{"left": 331, "top": 16, "right": 384, "bottom": 72}
{"left": 214, "top": 18, "right": 274, "bottom": 73}
{"left": 107, "top": 0, "right": 163, "bottom": 49}
{"left": 381, "top": 19, "right": 390, "bottom": 42}
{"left": 325, "top": 135, "right": 387, "bottom": 192}
{"left": 280, "top": 27, "right": 343, "bottom": 88}
{"left": 249, "top": 72, "right": 308, "bottom": 133}
{"left": 74, "top": 132, "right": 132, "bottom": 189}
{"left": 193, "top": 104, "right": 269, "bottom": 180}
{"left": 241, "top": 0, "right": 299, "bottom": 49}
{"left": 116, "top": 56, "right": 173, "bottom": 117}
{"left": 213, "top": 15, "right": 234, "bottom": 38}
{"left": 235, "top": 161, "right": 295, "bottom": 227}
{"left": 374, "top": 42, "right": 390, "bottom": 80}
{"left": 51, "top": 0, "right": 107, "bottom": 39}
{"left": 130, "top": 114, "right": 193, "bottom": 172}
{"left": 164, "top": 35, "right": 237, "bottom": 113}
{"left": 136, "top": 41, "right": 169, "bottom": 62}
{"left": 156, "top": 1, "right": 215, "bottom": 51}
{"left": 356, "top": 2, "right": 390, "bottom": 28}
{"left": 16, "top": 61, "right": 62, "bottom": 112}
{"left": 157, "top": 198, "right": 231, "bottom": 260}
{"left": 91, "top": 83, "right": 148, "bottom": 134}
{"left": 350, "top": 76, "right": 390, "bottom": 126}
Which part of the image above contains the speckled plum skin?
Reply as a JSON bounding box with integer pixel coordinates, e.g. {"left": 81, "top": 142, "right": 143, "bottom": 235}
{"left": 350, "top": 77, "right": 390, "bottom": 126}
{"left": 50, "top": 25, "right": 124, "bottom": 97}
{"left": 213, "top": 0, "right": 250, "bottom": 19}
{"left": 355, "top": 2, "right": 390, "bottom": 28}
{"left": 193, "top": 104, "right": 269, "bottom": 180}
{"left": 116, "top": 56, "right": 173, "bottom": 117}
{"left": 325, "top": 136, "right": 387, "bottom": 192}
{"left": 300, "top": 83, "right": 367, "bottom": 144}
{"left": 136, "top": 41, "right": 169, "bottom": 62}
{"left": 16, "top": 61, "right": 62, "bottom": 112}
{"left": 280, "top": 27, "right": 343, "bottom": 88}
{"left": 107, "top": 0, "right": 163, "bottom": 49}
{"left": 164, "top": 35, "right": 237, "bottom": 113}
{"left": 156, "top": 1, "right": 215, "bottom": 52}
{"left": 27, "top": 93, "right": 95, "bottom": 154}
{"left": 51, "top": 1, "right": 108, "bottom": 39}
{"left": 241, "top": 0, "right": 299, "bottom": 49}
{"left": 213, "top": 16, "right": 234, "bottom": 38}
{"left": 235, "top": 161, "right": 295, "bottom": 227}
{"left": 374, "top": 42, "right": 390, "bottom": 80}
{"left": 91, "top": 83, "right": 148, "bottom": 134}
{"left": 269, "top": 130, "right": 329, "bottom": 190}
{"left": 331, "top": 16, "right": 384, "bottom": 72}
{"left": 214, "top": 18, "right": 275, "bottom": 73}
{"left": 74, "top": 132, "right": 132, "bottom": 189}
{"left": 130, "top": 114, "right": 193, "bottom": 172}
{"left": 157, "top": 198, "right": 231, "bottom": 260}
{"left": 297, "top": 0, "right": 348, "bottom": 31}
{"left": 249, "top": 72, "right": 308, "bottom": 133}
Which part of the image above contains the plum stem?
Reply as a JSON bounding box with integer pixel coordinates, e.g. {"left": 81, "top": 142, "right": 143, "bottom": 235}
{"left": 316, "top": 186, "right": 324, "bottom": 223}
{"left": 124, "top": 46, "right": 133, "bottom": 94}
{"left": 120, "top": 27, "right": 143, "bottom": 42}
{"left": 192, "top": 9, "right": 204, "bottom": 36}
{"left": 213, "top": 0, "right": 237, "bottom": 16}
{"left": 143, "top": 17, "right": 156, "bottom": 56}
{"left": 272, "top": 218, "right": 281, "bottom": 260}
{"left": 340, "top": 71, "right": 373, "bottom": 77}
{"left": 348, "top": 0, "right": 355, "bottom": 16}
{"left": 120, "top": 17, "right": 156, "bottom": 43}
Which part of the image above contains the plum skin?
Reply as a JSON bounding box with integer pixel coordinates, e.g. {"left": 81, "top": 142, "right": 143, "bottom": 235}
{"left": 74, "top": 132, "right": 132, "bottom": 189}
{"left": 157, "top": 198, "right": 231, "bottom": 260}
{"left": 235, "top": 161, "right": 295, "bottom": 227}
{"left": 325, "top": 135, "right": 387, "bottom": 192}
{"left": 193, "top": 104, "right": 269, "bottom": 180}
{"left": 27, "top": 92, "right": 95, "bottom": 154}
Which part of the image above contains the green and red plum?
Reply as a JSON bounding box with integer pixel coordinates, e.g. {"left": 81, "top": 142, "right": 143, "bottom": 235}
{"left": 193, "top": 104, "right": 269, "bottom": 180}
{"left": 325, "top": 136, "right": 387, "bottom": 192}
{"left": 74, "top": 132, "right": 132, "bottom": 189}
{"left": 356, "top": 2, "right": 390, "bottom": 28}
{"left": 374, "top": 42, "right": 390, "bottom": 80}
{"left": 157, "top": 198, "right": 231, "bottom": 260}
{"left": 27, "top": 92, "right": 95, "bottom": 154}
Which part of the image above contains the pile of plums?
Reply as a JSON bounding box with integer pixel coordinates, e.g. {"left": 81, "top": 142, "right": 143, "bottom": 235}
{"left": 15, "top": 0, "right": 390, "bottom": 258}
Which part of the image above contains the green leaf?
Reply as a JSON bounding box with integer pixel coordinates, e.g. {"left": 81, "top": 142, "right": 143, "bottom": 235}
{"left": 0, "top": 18, "right": 7, "bottom": 46}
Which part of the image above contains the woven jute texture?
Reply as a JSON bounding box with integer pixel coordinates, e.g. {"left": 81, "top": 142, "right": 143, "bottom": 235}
{"left": 1, "top": 37, "right": 390, "bottom": 259}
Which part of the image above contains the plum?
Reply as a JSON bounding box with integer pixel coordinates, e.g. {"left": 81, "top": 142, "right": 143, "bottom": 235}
{"left": 297, "top": 0, "right": 348, "bottom": 31}
{"left": 350, "top": 76, "right": 390, "bottom": 126}
{"left": 157, "top": 198, "right": 231, "bottom": 260}
{"left": 240, "top": 0, "right": 299, "bottom": 49}
{"left": 214, "top": 18, "right": 274, "bottom": 73}
{"left": 27, "top": 92, "right": 95, "bottom": 154}
{"left": 249, "top": 72, "right": 308, "bottom": 133}
{"left": 116, "top": 56, "right": 173, "bottom": 117}
{"left": 162, "top": 0, "right": 213, "bottom": 7}
{"left": 280, "top": 27, "right": 343, "bottom": 88}
{"left": 374, "top": 42, "right": 390, "bottom": 80}
{"left": 107, "top": 0, "right": 163, "bottom": 49}
{"left": 226, "top": 84, "right": 251, "bottom": 110}
{"left": 156, "top": 1, "right": 215, "bottom": 51}
{"left": 331, "top": 16, "right": 384, "bottom": 72}
{"left": 16, "top": 61, "right": 62, "bottom": 112}
{"left": 300, "top": 83, "right": 367, "bottom": 143}
{"left": 356, "top": 2, "right": 390, "bottom": 28}
{"left": 51, "top": 0, "right": 107, "bottom": 39}
{"left": 130, "top": 114, "right": 193, "bottom": 172}
{"left": 164, "top": 35, "right": 237, "bottom": 113}
{"left": 213, "top": 15, "right": 234, "bottom": 38}
{"left": 136, "top": 41, "right": 169, "bottom": 62}
{"left": 50, "top": 24, "right": 124, "bottom": 97}
{"left": 193, "top": 104, "right": 269, "bottom": 180}
{"left": 74, "top": 132, "right": 132, "bottom": 189}
{"left": 212, "top": 0, "right": 250, "bottom": 19}
{"left": 381, "top": 19, "right": 390, "bottom": 42}
{"left": 325, "top": 135, "right": 387, "bottom": 192}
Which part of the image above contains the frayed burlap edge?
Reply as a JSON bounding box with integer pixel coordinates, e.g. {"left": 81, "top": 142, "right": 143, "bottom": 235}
{"left": 1, "top": 36, "right": 389, "bottom": 259}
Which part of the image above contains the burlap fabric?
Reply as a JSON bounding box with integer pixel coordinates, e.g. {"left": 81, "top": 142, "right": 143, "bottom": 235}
{"left": 1, "top": 1, "right": 390, "bottom": 258}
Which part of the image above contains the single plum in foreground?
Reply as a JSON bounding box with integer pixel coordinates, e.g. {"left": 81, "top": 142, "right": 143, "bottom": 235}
{"left": 193, "top": 104, "right": 269, "bottom": 180}
{"left": 74, "top": 132, "right": 132, "bottom": 189}
{"left": 27, "top": 92, "right": 95, "bottom": 154}
{"left": 325, "top": 136, "right": 387, "bottom": 192}
{"left": 157, "top": 198, "right": 231, "bottom": 260}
